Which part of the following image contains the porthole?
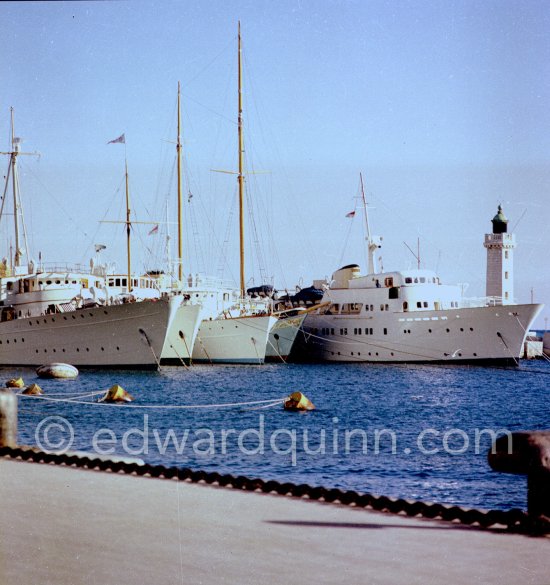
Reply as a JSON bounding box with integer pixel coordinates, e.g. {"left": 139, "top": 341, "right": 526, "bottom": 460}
{"left": 104, "top": 311, "right": 108, "bottom": 315}
{"left": 460, "top": 328, "right": 464, "bottom": 332}
{"left": 101, "top": 347, "right": 105, "bottom": 351}
{"left": 43, "top": 319, "right": 47, "bottom": 324}
{"left": 81, "top": 314, "right": 85, "bottom": 319}
{"left": 62, "top": 349, "right": 66, "bottom": 352}
{"left": 116, "top": 346, "right": 120, "bottom": 351}
{"left": 89, "top": 313, "right": 93, "bottom": 317}
{"left": 35, "top": 349, "right": 39, "bottom": 353}
{"left": 63, "top": 316, "right": 68, "bottom": 320}
{"left": 428, "top": 329, "right": 432, "bottom": 333}
{"left": 76, "top": 348, "right": 80, "bottom": 352}
{"left": 470, "top": 327, "right": 474, "bottom": 331}
{"left": 72, "top": 315, "right": 76, "bottom": 320}
{"left": 473, "top": 352, "right": 477, "bottom": 356}
{"left": 274, "top": 333, "right": 280, "bottom": 340}
{"left": 53, "top": 349, "right": 56, "bottom": 353}
{"left": 446, "top": 328, "right": 450, "bottom": 333}
{"left": 6, "top": 340, "right": 9, "bottom": 344}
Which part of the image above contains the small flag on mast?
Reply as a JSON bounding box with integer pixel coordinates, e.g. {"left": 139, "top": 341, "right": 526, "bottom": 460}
{"left": 345, "top": 210, "right": 356, "bottom": 218}
{"left": 107, "top": 133, "right": 126, "bottom": 145}
{"left": 148, "top": 225, "right": 159, "bottom": 235}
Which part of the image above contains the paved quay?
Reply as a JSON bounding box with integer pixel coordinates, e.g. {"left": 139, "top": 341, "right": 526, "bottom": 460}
{"left": 1, "top": 458, "right": 549, "bottom": 585}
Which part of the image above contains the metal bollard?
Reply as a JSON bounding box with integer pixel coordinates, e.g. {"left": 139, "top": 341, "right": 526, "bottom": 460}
{"left": 0, "top": 388, "right": 17, "bottom": 448}
{"left": 488, "top": 431, "right": 550, "bottom": 531}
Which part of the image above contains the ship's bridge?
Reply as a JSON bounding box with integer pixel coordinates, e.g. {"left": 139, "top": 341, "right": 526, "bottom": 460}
{"left": 327, "top": 265, "right": 462, "bottom": 313}
{"left": 344, "top": 269, "right": 440, "bottom": 290}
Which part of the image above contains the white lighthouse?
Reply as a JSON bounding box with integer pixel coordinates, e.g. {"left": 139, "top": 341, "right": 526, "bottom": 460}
{"left": 483, "top": 205, "right": 516, "bottom": 305}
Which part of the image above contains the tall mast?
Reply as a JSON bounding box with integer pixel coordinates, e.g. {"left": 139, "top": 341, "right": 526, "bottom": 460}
{"left": 177, "top": 81, "right": 184, "bottom": 283}
{"left": 237, "top": 21, "right": 246, "bottom": 297}
{"left": 359, "top": 172, "right": 371, "bottom": 243}
{"left": 10, "top": 109, "right": 21, "bottom": 267}
{"left": 125, "top": 159, "right": 132, "bottom": 293}
{"left": 0, "top": 108, "right": 35, "bottom": 270}
{"left": 360, "top": 172, "right": 378, "bottom": 275}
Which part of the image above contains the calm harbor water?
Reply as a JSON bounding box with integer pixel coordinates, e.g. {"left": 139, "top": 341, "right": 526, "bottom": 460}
{"left": 11, "top": 360, "right": 550, "bottom": 511}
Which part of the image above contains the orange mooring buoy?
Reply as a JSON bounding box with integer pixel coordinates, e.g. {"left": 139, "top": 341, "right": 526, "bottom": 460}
{"left": 284, "top": 391, "right": 315, "bottom": 411}
{"left": 6, "top": 377, "right": 25, "bottom": 389}
{"left": 22, "top": 383, "right": 43, "bottom": 395}
{"left": 99, "top": 384, "right": 134, "bottom": 403}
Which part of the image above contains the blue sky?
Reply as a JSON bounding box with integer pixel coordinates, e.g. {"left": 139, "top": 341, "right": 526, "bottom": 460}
{"left": 2, "top": 0, "right": 549, "bottom": 326}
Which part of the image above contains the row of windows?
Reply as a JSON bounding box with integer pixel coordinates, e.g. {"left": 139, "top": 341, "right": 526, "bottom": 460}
{"left": 323, "top": 303, "right": 392, "bottom": 315}
{"left": 32, "top": 346, "right": 121, "bottom": 354}
{"left": 7, "top": 278, "right": 101, "bottom": 293}
{"left": 404, "top": 276, "right": 439, "bottom": 284}
{"left": 314, "top": 327, "right": 387, "bottom": 336}
{"left": 331, "top": 350, "right": 479, "bottom": 358}
{"left": 107, "top": 277, "right": 157, "bottom": 289}
{"left": 0, "top": 338, "right": 123, "bottom": 353}
{"left": 25, "top": 310, "right": 109, "bottom": 325}
{"left": 331, "top": 350, "right": 391, "bottom": 357}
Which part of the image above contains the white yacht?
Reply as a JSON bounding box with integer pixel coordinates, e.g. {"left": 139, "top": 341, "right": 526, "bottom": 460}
{"left": 0, "top": 109, "right": 174, "bottom": 368}
{"left": 187, "top": 277, "right": 276, "bottom": 364}
{"left": 295, "top": 178, "right": 542, "bottom": 365}
{"left": 265, "top": 309, "right": 307, "bottom": 362}
{"left": 298, "top": 265, "right": 541, "bottom": 364}
{"left": 0, "top": 267, "right": 173, "bottom": 368}
{"left": 104, "top": 272, "right": 202, "bottom": 365}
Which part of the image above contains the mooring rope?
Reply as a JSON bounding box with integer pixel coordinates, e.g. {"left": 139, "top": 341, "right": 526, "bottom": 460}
{"left": 16, "top": 390, "right": 105, "bottom": 400}
{"left": 17, "top": 393, "right": 289, "bottom": 410}
{"left": 139, "top": 328, "right": 162, "bottom": 370}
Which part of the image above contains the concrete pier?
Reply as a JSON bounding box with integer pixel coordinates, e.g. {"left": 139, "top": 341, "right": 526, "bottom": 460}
{"left": 0, "top": 458, "right": 548, "bottom": 585}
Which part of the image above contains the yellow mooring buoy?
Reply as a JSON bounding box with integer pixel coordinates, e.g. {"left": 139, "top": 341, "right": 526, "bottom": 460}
{"left": 99, "top": 384, "right": 134, "bottom": 403}
{"left": 284, "top": 391, "right": 315, "bottom": 411}
{"left": 22, "top": 383, "right": 43, "bottom": 395}
{"left": 6, "top": 377, "right": 25, "bottom": 389}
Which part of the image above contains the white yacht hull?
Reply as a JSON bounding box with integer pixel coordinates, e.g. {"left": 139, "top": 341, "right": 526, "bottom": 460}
{"left": 0, "top": 298, "right": 172, "bottom": 368}
{"left": 192, "top": 315, "right": 278, "bottom": 364}
{"left": 296, "top": 303, "right": 542, "bottom": 364}
{"left": 160, "top": 298, "right": 203, "bottom": 364}
{"left": 266, "top": 312, "right": 307, "bottom": 362}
